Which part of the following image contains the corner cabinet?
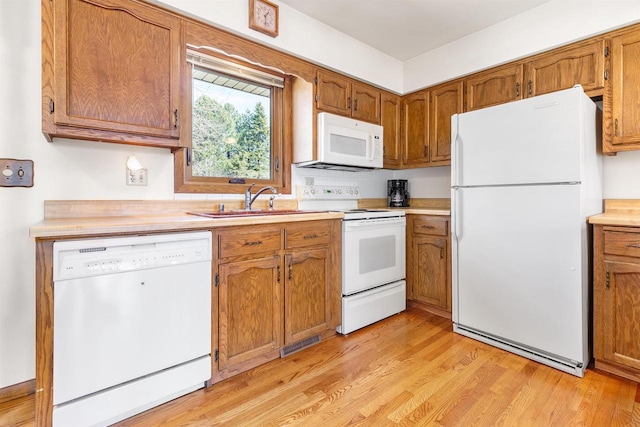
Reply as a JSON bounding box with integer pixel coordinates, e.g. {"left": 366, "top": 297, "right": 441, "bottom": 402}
{"left": 406, "top": 215, "right": 452, "bottom": 318}
{"left": 315, "top": 69, "right": 381, "bottom": 124}
{"left": 212, "top": 219, "right": 341, "bottom": 383}
{"left": 42, "top": 0, "right": 183, "bottom": 147}
{"left": 381, "top": 93, "right": 402, "bottom": 168}
{"left": 593, "top": 225, "right": 640, "bottom": 382}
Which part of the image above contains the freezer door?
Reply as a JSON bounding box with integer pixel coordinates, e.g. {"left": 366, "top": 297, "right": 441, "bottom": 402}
{"left": 452, "top": 184, "right": 586, "bottom": 363}
{"left": 451, "top": 87, "right": 589, "bottom": 187}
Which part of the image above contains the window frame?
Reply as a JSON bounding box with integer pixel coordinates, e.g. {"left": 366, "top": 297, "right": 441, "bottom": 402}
{"left": 174, "top": 49, "right": 291, "bottom": 195}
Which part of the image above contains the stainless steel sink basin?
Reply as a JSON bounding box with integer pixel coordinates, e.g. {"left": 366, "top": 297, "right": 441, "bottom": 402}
{"left": 188, "top": 210, "right": 321, "bottom": 219}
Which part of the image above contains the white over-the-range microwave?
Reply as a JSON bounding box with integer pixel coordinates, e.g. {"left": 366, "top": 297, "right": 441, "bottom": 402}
{"left": 295, "top": 112, "right": 384, "bottom": 171}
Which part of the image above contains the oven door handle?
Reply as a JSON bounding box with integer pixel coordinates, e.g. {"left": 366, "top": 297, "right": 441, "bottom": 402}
{"left": 343, "top": 218, "right": 406, "bottom": 229}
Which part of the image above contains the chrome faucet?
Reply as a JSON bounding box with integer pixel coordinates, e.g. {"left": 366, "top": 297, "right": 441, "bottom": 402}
{"left": 244, "top": 184, "right": 277, "bottom": 210}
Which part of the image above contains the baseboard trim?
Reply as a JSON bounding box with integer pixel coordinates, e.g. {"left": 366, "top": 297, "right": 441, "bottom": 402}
{"left": 0, "top": 379, "right": 35, "bottom": 404}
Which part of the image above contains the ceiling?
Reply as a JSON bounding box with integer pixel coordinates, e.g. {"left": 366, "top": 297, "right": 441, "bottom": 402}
{"left": 279, "top": 0, "right": 552, "bottom": 61}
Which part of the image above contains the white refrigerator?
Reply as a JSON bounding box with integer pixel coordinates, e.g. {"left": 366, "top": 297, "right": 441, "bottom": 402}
{"left": 451, "top": 86, "right": 602, "bottom": 377}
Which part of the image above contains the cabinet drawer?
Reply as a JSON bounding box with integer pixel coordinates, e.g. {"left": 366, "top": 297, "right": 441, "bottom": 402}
{"left": 604, "top": 230, "right": 640, "bottom": 258}
{"left": 413, "top": 217, "right": 448, "bottom": 236}
{"left": 218, "top": 229, "right": 281, "bottom": 259}
{"left": 285, "top": 222, "right": 332, "bottom": 249}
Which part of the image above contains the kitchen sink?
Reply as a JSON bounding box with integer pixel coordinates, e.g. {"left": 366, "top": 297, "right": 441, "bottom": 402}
{"left": 188, "top": 210, "right": 322, "bottom": 219}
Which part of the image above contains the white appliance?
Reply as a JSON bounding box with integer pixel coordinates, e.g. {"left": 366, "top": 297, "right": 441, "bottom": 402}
{"left": 298, "top": 185, "right": 406, "bottom": 335}
{"left": 295, "top": 112, "right": 383, "bottom": 171}
{"left": 451, "top": 86, "right": 602, "bottom": 377}
{"left": 52, "top": 231, "right": 212, "bottom": 427}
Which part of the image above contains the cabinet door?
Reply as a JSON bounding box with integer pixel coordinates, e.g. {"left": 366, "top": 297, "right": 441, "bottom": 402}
{"left": 526, "top": 40, "right": 605, "bottom": 97}
{"left": 402, "top": 91, "right": 430, "bottom": 166}
{"left": 316, "top": 70, "right": 352, "bottom": 116}
{"left": 52, "top": 0, "right": 181, "bottom": 139}
{"left": 466, "top": 64, "right": 524, "bottom": 111}
{"left": 218, "top": 256, "right": 282, "bottom": 370}
{"left": 284, "top": 249, "right": 330, "bottom": 344}
{"left": 411, "top": 235, "right": 449, "bottom": 310}
{"left": 601, "top": 260, "right": 640, "bottom": 371}
{"left": 430, "top": 80, "right": 463, "bottom": 165}
{"left": 351, "top": 83, "right": 381, "bottom": 124}
{"left": 381, "top": 93, "right": 402, "bottom": 168}
{"left": 607, "top": 30, "right": 640, "bottom": 150}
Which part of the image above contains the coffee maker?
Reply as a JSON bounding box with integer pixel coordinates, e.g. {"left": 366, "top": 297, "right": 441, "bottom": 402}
{"left": 387, "top": 179, "right": 410, "bottom": 207}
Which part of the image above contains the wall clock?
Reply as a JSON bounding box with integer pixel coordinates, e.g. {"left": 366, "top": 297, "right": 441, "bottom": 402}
{"left": 249, "top": 0, "right": 279, "bottom": 37}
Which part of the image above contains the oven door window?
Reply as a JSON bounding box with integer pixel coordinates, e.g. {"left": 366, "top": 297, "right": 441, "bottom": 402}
{"left": 342, "top": 219, "right": 406, "bottom": 295}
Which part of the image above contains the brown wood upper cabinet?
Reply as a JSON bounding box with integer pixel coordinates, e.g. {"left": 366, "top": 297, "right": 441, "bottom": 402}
{"left": 525, "top": 39, "right": 605, "bottom": 98}
{"left": 466, "top": 63, "right": 524, "bottom": 112}
{"left": 430, "top": 80, "right": 464, "bottom": 165}
{"left": 381, "top": 93, "right": 402, "bottom": 168}
{"left": 402, "top": 91, "right": 430, "bottom": 167}
{"left": 42, "top": 0, "right": 182, "bottom": 147}
{"left": 604, "top": 28, "right": 640, "bottom": 152}
{"left": 316, "top": 70, "right": 381, "bottom": 124}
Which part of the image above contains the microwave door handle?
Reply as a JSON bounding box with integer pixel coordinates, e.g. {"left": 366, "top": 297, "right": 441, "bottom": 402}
{"left": 368, "top": 135, "right": 374, "bottom": 161}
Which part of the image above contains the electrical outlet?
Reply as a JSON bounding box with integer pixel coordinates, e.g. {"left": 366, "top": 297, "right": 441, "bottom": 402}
{"left": 127, "top": 168, "right": 148, "bottom": 186}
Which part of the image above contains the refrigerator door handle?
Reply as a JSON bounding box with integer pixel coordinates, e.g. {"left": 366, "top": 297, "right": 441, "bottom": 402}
{"left": 452, "top": 187, "right": 462, "bottom": 241}
{"left": 451, "top": 114, "right": 462, "bottom": 186}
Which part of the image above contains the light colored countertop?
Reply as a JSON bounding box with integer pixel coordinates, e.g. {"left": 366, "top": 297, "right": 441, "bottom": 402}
{"left": 589, "top": 200, "right": 640, "bottom": 226}
{"left": 30, "top": 198, "right": 451, "bottom": 239}
{"left": 30, "top": 199, "right": 344, "bottom": 239}
{"left": 359, "top": 198, "right": 451, "bottom": 216}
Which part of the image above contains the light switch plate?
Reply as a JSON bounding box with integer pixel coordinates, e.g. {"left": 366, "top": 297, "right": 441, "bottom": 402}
{"left": 1, "top": 159, "right": 34, "bottom": 187}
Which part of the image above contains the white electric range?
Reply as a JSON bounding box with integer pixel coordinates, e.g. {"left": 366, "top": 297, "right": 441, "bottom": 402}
{"left": 298, "top": 185, "right": 406, "bottom": 334}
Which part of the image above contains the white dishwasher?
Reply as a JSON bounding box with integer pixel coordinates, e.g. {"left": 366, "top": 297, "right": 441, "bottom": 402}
{"left": 52, "top": 231, "right": 212, "bottom": 427}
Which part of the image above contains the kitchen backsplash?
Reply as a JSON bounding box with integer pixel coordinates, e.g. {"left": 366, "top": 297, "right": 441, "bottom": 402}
{"left": 173, "top": 165, "right": 452, "bottom": 202}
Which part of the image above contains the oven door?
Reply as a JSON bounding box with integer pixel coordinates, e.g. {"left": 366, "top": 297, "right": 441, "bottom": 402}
{"left": 342, "top": 216, "right": 406, "bottom": 295}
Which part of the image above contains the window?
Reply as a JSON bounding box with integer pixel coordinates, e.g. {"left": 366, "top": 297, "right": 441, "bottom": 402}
{"left": 175, "top": 50, "right": 289, "bottom": 194}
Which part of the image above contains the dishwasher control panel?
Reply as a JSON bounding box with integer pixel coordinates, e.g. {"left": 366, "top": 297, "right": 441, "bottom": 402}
{"left": 53, "top": 231, "right": 212, "bottom": 281}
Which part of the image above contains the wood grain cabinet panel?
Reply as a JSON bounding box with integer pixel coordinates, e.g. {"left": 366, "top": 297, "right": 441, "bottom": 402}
{"left": 407, "top": 215, "right": 451, "bottom": 318}
{"left": 605, "top": 29, "right": 640, "bottom": 152}
{"left": 44, "top": 0, "right": 182, "bottom": 146}
{"left": 316, "top": 70, "right": 381, "bottom": 124}
{"left": 381, "top": 93, "right": 402, "bottom": 168}
{"left": 351, "top": 83, "right": 381, "bottom": 123}
{"left": 402, "top": 91, "right": 430, "bottom": 167}
{"left": 284, "top": 249, "right": 330, "bottom": 344}
{"left": 526, "top": 40, "right": 605, "bottom": 97}
{"left": 465, "top": 64, "right": 524, "bottom": 111}
{"left": 213, "top": 220, "right": 341, "bottom": 382}
{"left": 594, "top": 225, "right": 640, "bottom": 382}
{"left": 218, "top": 256, "right": 282, "bottom": 371}
{"left": 316, "top": 69, "right": 352, "bottom": 116}
{"left": 430, "top": 80, "right": 464, "bottom": 165}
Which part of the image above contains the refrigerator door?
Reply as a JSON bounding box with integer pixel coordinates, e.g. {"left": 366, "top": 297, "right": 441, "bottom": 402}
{"left": 452, "top": 184, "right": 586, "bottom": 363}
{"left": 451, "top": 86, "right": 585, "bottom": 187}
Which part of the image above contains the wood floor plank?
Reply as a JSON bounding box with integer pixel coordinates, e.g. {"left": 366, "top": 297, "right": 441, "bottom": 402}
{"left": 4, "top": 308, "right": 640, "bottom": 426}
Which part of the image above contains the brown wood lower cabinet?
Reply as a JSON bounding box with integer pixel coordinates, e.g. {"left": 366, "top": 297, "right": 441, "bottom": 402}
{"left": 406, "top": 214, "right": 452, "bottom": 319}
{"left": 212, "top": 219, "right": 341, "bottom": 383}
{"left": 593, "top": 224, "right": 640, "bottom": 382}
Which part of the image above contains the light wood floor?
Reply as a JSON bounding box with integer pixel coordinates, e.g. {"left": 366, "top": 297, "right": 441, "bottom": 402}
{"left": 2, "top": 308, "right": 639, "bottom": 426}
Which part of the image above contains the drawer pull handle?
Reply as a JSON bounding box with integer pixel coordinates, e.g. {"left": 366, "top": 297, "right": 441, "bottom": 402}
{"left": 421, "top": 225, "right": 435, "bottom": 229}
{"left": 243, "top": 240, "right": 263, "bottom": 246}
{"left": 625, "top": 243, "right": 640, "bottom": 249}
{"left": 304, "top": 234, "right": 318, "bottom": 240}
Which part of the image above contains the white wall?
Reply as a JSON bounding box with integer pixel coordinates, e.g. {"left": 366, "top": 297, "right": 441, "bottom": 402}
{"left": 2, "top": 0, "right": 640, "bottom": 391}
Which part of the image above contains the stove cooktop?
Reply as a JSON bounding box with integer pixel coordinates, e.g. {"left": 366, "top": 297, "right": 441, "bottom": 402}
{"left": 340, "top": 208, "right": 405, "bottom": 220}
